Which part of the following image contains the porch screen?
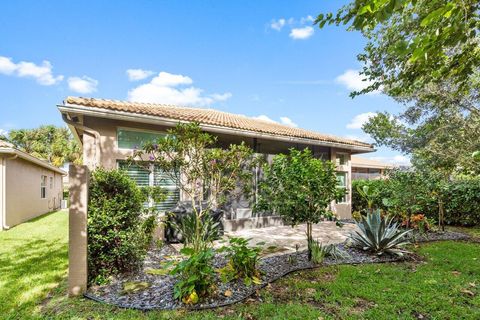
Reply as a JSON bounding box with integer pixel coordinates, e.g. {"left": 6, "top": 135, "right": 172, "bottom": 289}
{"left": 118, "top": 161, "right": 180, "bottom": 212}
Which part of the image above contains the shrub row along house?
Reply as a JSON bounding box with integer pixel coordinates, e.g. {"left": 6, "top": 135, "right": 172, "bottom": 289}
{"left": 0, "top": 140, "right": 65, "bottom": 230}
{"left": 58, "top": 96, "right": 375, "bottom": 228}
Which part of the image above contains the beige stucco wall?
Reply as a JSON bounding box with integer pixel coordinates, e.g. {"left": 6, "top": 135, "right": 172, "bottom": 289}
{"left": 78, "top": 116, "right": 353, "bottom": 220}
{"left": 3, "top": 156, "right": 63, "bottom": 229}
{"left": 82, "top": 117, "right": 172, "bottom": 170}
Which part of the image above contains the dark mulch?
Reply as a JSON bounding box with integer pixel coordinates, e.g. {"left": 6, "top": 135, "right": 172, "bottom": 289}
{"left": 85, "top": 230, "right": 470, "bottom": 311}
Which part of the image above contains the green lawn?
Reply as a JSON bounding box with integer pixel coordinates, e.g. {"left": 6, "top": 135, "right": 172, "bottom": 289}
{"left": 1, "top": 211, "right": 479, "bottom": 319}
{"left": 0, "top": 210, "right": 68, "bottom": 319}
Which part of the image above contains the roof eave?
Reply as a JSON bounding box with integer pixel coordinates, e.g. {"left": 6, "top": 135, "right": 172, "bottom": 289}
{"left": 0, "top": 148, "right": 67, "bottom": 175}
{"left": 58, "top": 104, "right": 375, "bottom": 153}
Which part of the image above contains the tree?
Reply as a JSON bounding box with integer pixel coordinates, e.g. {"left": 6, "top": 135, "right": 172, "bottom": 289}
{"left": 256, "top": 148, "right": 343, "bottom": 260}
{"left": 316, "top": 1, "right": 480, "bottom": 176}
{"left": 315, "top": 0, "right": 480, "bottom": 99}
{"left": 363, "top": 104, "right": 480, "bottom": 175}
{"left": 132, "top": 122, "right": 259, "bottom": 253}
{"left": 0, "top": 125, "right": 81, "bottom": 167}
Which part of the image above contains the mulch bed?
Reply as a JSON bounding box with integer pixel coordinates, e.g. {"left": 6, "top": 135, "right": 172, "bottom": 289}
{"left": 84, "top": 230, "right": 471, "bottom": 311}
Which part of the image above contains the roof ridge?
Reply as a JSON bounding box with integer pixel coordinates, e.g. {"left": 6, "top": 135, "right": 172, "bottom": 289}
{"left": 63, "top": 96, "right": 373, "bottom": 149}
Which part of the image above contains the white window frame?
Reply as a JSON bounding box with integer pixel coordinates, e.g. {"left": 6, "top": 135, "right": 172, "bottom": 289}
{"left": 41, "top": 175, "right": 47, "bottom": 199}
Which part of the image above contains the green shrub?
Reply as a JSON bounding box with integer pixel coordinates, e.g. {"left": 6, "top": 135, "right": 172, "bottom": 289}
{"left": 87, "top": 168, "right": 155, "bottom": 284}
{"left": 352, "top": 179, "right": 390, "bottom": 213}
{"left": 444, "top": 178, "right": 480, "bottom": 226}
{"left": 171, "top": 247, "right": 216, "bottom": 304}
{"left": 218, "top": 237, "right": 263, "bottom": 286}
{"left": 309, "top": 240, "right": 350, "bottom": 264}
{"left": 353, "top": 176, "right": 480, "bottom": 226}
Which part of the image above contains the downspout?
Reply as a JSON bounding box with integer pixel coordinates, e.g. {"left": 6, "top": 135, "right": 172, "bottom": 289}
{"left": 1, "top": 156, "right": 6, "bottom": 230}
{"left": 62, "top": 113, "right": 101, "bottom": 168}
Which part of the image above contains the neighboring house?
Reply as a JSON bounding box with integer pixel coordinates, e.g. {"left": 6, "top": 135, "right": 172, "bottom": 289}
{"left": 351, "top": 156, "right": 393, "bottom": 180}
{"left": 58, "top": 96, "right": 375, "bottom": 229}
{"left": 0, "top": 140, "right": 66, "bottom": 230}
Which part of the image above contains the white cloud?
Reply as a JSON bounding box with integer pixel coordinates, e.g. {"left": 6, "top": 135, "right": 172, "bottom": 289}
{"left": 300, "top": 15, "right": 314, "bottom": 24}
{"left": 127, "top": 68, "right": 155, "bottom": 81}
{"left": 0, "top": 57, "right": 17, "bottom": 74}
{"left": 128, "top": 71, "right": 231, "bottom": 106}
{"left": 270, "top": 18, "right": 286, "bottom": 31}
{"left": 0, "top": 128, "right": 8, "bottom": 136}
{"left": 0, "top": 56, "right": 63, "bottom": 85}
{"left": 368, "top": 155, "right": 411, "bottom": 166}
{"left": 68, "top": 76, "right": 98, "bottom": 94}
{"left": 210, "top": 93, "right": 232, "bottom": 101}
{"left": 335, "top": 69, "right": 381, "bottom": 94}
{"left": 279, "top": 116, "right": 298, "bottom": 127}
{"left": 255, "top": 115, "right": 276, "bottom": 123}
{"left": 289, "top": 26, "right": 314, "bottom": 40}
{"left": 346, "top": 112, "right": 377, "bottom": 129}
{"left": 254, "top": 115, "right": 298, "bottom": 127}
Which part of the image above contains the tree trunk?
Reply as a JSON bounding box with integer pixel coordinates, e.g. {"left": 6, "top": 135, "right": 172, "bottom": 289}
{"left": 438, "top": 199, "right": 445, "bottom": 232}
{"left": 306, "top": 222, "right": 313, "bottom": 261}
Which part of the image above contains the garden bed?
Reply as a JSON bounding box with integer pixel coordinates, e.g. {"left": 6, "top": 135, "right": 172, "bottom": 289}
{"left": 85, "top": 245, "right": 401, "bottom": 310}
{"left": 85, "top": 229, "right": 470, "bottom": 311}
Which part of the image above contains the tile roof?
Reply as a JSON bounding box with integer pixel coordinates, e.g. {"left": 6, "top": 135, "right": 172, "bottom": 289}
{"left": 351, "top": 156, "right": 393, "bottom": 169}
{"left": 64, "top": 96, "right": 373, "bottom": 149}
{"left": 0, "top": 140, "right": 14, "bottom": 148}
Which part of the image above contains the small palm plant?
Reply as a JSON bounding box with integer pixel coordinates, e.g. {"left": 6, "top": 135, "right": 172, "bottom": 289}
{"left": 349, "top": 210, "right": 412, "bottom": 256}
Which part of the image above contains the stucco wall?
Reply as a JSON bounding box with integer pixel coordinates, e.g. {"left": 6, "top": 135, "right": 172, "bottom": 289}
{"left": 79, "top": 116, "right": 353, "bottom": 220}
{"left": 3, "top": 157, "right": 63, "bottom": 228}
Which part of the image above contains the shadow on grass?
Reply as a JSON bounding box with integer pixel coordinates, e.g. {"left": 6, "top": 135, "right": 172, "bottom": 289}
{"left": 0, "top": 210, "right": 68, "bottom": 318}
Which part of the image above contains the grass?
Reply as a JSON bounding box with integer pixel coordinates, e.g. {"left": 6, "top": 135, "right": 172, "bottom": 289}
{"left": 0, "top": 210, "right": 68, "bottom": 319}
{"left": 1, "top": 212, "right": 479, "bottom": 319}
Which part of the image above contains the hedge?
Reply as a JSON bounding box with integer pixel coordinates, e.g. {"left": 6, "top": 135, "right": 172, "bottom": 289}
{"left": 87, "top": 168, "right": 156, "bottom": 284}
{"left": 352, "top": 177, "right": 480, "bottom": 226}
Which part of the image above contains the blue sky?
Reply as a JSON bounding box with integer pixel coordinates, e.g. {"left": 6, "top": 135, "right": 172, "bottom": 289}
{"left": 0, "top": 0, "right": 408, "bottom": 164}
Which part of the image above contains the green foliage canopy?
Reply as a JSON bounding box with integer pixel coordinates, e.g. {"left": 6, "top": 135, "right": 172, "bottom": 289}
{"left": 0, "top": 125, "right": 81, "bottom": 167}
{"left": 316, "top": 0, "right": 480, "bottom": 98}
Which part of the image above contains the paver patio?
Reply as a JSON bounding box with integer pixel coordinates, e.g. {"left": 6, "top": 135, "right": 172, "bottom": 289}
{"left": 222, "top": 221, "right": 358, "bottom": 254}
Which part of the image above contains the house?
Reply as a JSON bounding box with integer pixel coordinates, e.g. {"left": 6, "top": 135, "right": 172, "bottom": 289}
{"left": 351, "top": 156, "right": 393, "bottom": 180}
{"left": 0, "top": 140, "right": 66, "bottom": 230}
{"left": 58, "top": 97, "right": 375, "bottom": 229}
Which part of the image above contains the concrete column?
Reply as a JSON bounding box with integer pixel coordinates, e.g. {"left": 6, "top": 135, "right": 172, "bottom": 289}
{"left": 68, "top": 165, "right": 89, "bottom": 297}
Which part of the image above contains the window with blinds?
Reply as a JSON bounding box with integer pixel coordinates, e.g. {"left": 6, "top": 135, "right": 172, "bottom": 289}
{"left": 118, "top": 161, "right": 180, "bottom": 212}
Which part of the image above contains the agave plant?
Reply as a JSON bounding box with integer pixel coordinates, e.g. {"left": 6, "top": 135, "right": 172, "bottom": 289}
{"left": 349, "top": 210, "right": 412, "bottom": 256}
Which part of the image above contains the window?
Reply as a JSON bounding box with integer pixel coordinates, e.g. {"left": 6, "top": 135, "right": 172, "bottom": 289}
{"left": 118, "top": 161, "right": 180, "bottom": 212}
{"left": 50, "top": 177, "right": 53, "bottom": 189}
{"left": 336, "top": 153, "right": 348, "bottom": 166}
{"left": 41, "top": 175, "right": 47, "bottom": 199}
{"left": 117, "top": 129, "right": 166, "bottom": 149}
{"left": 336, "top": 172, "right": 348, "bottom": 203}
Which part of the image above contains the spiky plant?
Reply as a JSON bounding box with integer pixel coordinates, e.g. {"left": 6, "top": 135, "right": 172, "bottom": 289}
{"left": 349, "top": 210, "right": 412, "bottom": 256}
